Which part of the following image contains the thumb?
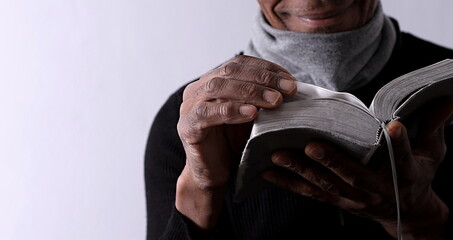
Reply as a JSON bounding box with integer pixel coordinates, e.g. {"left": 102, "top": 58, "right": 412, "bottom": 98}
{"left": 386, "top": 121, "right": 413, "bottom": 172}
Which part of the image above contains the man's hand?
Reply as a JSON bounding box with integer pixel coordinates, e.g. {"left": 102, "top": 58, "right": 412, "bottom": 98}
{"left": 262, "top": 99, "right": 453, "bottom": 239}
{"left": 176, "top": 55, "right": 297, "bottom": 231}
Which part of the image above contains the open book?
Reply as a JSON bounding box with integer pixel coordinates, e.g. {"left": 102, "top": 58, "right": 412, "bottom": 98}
{"left": 235, "top": 59, "right": 453, "bottom": 202}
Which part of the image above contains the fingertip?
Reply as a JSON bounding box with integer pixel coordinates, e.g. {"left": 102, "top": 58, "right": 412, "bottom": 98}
{"left": 304, "top": 141, "right": 315, "bottom": 151}
{"left": 263, "top": 90, "right": 283, "bottom": 105}
{"left": 271, "top": 150, "right": 292, "bottom": 166}
{"left": 278, "top": 79, "right": 297, "bottom": 95}
{"left": 386, "top": 121, "right": 405, "bottom": 140}
{"left": 304, "top": 141, "right": 322, "bottom": 153}
{"left": 308, "top": 146, "right": 326, "bottom": 160}
{"left": 239, "top": 104, "right": 257, "bottom": 117}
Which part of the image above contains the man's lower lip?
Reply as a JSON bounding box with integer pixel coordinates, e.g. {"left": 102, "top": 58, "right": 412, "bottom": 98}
{"left": 297, "top": 7, "right": 349, "bottom": 28}
{"left": 299, "top": 17, "right": 335, "bottom": 24}
{"left": 298, "top": 16, "right": 341, "bottom": 27}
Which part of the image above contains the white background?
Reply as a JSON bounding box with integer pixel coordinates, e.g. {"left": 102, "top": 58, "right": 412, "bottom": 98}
{"left": 0, "top": 1, "right": 451, "bottom": 239}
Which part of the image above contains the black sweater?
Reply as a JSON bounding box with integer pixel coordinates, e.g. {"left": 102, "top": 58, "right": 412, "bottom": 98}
{"left": 145, "top": 20, "right": 453, "bottom": 240}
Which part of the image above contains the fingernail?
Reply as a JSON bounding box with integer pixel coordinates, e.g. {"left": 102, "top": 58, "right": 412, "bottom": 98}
{"left": 263, "top": 90, "right": 280, "bottom": 104}
{"left": 239, "top": 105, "right": 256, "bottom": 116}
{"left": 278, "top": 79, "right": 296, "bottom": 93}
{"left": 277, "top": 71, "right": 295, "bottom": 80}
{"left": 309, "top": 147, "right": 325, "bottom": 160}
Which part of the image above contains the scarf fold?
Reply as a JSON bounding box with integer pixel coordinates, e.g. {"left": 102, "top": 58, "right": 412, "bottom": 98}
{"left": 244, "top": 3, "right": 396, "bottom": 91}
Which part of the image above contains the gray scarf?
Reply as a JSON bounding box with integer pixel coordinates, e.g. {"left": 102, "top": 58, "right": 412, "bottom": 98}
{"left": 244, "top": 3, "right": 396, "bottom": 91}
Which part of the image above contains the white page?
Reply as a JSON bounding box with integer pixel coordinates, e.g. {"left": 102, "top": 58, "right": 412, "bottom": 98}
{"left": 288, "top": 82, "right": 369, "bottom": 112}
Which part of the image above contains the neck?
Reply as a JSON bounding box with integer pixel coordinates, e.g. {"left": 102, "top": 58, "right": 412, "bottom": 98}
{"left": 245, "top": 3, "right": 396, "bottom": 91}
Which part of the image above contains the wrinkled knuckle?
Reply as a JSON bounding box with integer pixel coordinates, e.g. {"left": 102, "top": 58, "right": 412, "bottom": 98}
{"left": 285, "top": 161, "right": 299, "bottom": 172}
{"left": 321, "top": 158, "right": 338, "bottom": 169}
{"left": 194, "top": 102, "right": 211, "bottom": 119}
{"left": 205, "top": 77, "right": 226, "bottom": 94}
{"left": 294, "top": 167, "right": 311, "bottom": 179}
{"left": 217, "top": 102, "right": 235, "bottom": 119}
{"left": 256, "top": 69, "right": 275, "bottom": 85}
{"left": 183, "top": 82, "right": 195, "bottom": 94}
{"left": 256, "top": 61, "right": 274, "bottom": 71}
{"left": 182, "top": 82, "right": 199, "bottom": 101}
{"left": 177, "top": 117, "right": 199, "bottom": 144}
{"left": 218, "top": 104, "right": 229, "bottom": 117}
{"left": 237, "top": 83, "right": 257, "bottom": 98}
{"left": 177, "top": 108, "right": 191, "bottom": 136}
{"left": 176, "top": 120, "right": 186, "bottom": 139}
{"left": 221, "top": 62, "right": 240, "bottom": 77}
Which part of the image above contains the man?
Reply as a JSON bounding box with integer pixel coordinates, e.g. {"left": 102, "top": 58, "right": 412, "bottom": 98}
{"left": 146, "top": 0, "right": 453, "bottom": 239}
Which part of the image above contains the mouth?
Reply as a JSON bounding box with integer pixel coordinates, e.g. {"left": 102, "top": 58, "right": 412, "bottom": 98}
{"left": 296, "top": 5, "right": 352, "bottom": 28}
{"left": 300, "top": 7, "right": 348, "bottom": 20}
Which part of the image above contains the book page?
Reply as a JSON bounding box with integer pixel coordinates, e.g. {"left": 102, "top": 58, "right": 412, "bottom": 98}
{"left": 235, "top": 97, "right": 382, "bottom": 202}
{"left": 236, "top": 96, "right": 382, "bottom": 201}
{"left": 289, "top": 82, "right": 369, "bottom": 112}
{"left": 369, "top": 59, "right": 453, "bottom": 121}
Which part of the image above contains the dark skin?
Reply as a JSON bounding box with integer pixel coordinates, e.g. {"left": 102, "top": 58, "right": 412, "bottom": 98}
{"left": 177, "top": 55, "right": 297, "bottom": 230}
{"left": 176, "top": 1, "right": 451, "bottom": 239}
{"left": 258, "top": 0, "right": 379, "bottom": 33}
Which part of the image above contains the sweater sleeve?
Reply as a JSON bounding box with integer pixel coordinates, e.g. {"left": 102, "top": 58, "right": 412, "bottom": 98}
{"left": 144, "top": 85, "right": 190, "bottom": 239}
